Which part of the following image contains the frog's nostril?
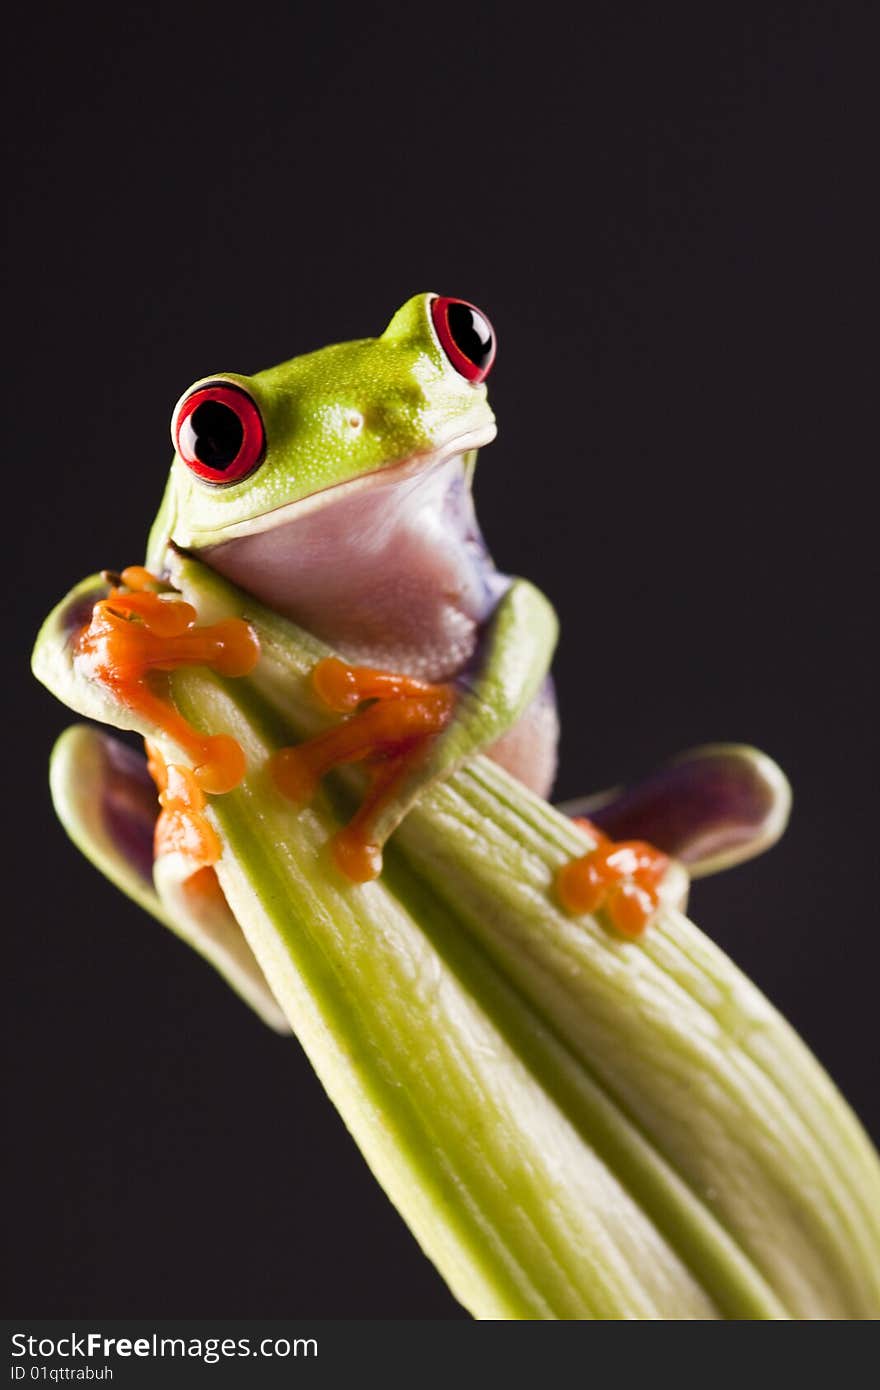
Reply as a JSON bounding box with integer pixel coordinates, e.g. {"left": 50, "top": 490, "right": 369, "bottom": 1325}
{"left": 348, "top": 411, "right": 364, "bottom": 432}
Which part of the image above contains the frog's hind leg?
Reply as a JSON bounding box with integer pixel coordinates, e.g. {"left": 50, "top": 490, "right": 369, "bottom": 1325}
{"left": 49, "top": 725, "right": 288, "bottom": 1032}
{"left": 558, "top": 744, "right": 791, "bottom": 879}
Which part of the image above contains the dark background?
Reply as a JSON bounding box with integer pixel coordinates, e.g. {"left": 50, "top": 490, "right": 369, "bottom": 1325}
{"left": 4, "top": 3, "right": 876, "bottom": 1318}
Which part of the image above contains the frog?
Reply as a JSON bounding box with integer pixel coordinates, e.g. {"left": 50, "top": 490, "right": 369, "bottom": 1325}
{"left": 146, "top": 292, "right": 562, "bottom": 879}
{"left": 36, "top": 292, "right": 791, "bottom": 1025}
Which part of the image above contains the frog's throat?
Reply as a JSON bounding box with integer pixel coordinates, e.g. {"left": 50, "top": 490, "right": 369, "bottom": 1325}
{"left": 178, "top": 423, "right": 496, "bottom": 552}
{"left": 190, "top": 442, "right": 498, "bottom": 683}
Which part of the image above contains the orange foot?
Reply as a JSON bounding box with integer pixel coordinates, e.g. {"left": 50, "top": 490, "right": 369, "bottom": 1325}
{"left": 146, "top": 739, "right": 221, "bottom": 870}
{"left": 76, "top": 565, "right": 260, "bottom": 794}
{"left": 270, "top": 657, "right": 455, "bottom": 883}
{"left": 556, "top": 818, "right": 669, "bottom": 937}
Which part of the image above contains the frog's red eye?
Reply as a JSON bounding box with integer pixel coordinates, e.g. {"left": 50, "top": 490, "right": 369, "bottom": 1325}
{"left": 430, "top": 297, "right": 496, "bottom": 383}
{"left": 173, "top": 382, "right": 265, "bottom": 484}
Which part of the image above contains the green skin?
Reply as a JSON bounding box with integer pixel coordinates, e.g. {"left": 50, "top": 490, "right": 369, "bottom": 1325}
{"left": 148, "top": 291, "right": 560, "bottom": 848}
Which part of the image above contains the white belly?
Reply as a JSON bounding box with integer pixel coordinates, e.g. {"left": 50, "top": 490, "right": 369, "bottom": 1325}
{"left": 205, "top": 456, "right": 501, "bottom": 682}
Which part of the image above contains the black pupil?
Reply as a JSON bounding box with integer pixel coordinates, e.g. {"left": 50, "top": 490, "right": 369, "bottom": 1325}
{"left": 447, "top": 302, "right": 493, "bottom": 369}
{"left": 187, "top": 399, "right": 244, "bottom": 469}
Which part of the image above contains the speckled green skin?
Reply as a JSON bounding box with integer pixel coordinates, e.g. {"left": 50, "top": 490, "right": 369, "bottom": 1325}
{"left": 148, "top": 293, "right": 496, "bottom": 560}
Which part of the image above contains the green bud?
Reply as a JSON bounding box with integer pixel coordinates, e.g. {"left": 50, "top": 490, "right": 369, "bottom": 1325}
{"left": 32, "top": 557, "right": 880, "bottom": 1319}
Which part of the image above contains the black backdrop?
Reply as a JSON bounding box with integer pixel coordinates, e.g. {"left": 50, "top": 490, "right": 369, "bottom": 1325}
{"left": 5, "top": 4, "right": 877, "bottom": 1318}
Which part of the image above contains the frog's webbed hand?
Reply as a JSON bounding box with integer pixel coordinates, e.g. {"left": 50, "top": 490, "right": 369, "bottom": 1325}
{"left": 34, "top": 571, "right": 288, "bottom": 1030}
{"left": 273, "top": 579, "right": 558, "bottom": 881}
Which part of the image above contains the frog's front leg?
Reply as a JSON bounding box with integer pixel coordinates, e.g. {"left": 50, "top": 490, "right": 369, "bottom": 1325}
{"left": 272, "top": 579, "right": 559, "bottom": 881}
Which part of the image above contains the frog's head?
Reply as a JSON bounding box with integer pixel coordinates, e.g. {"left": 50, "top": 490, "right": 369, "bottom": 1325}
{"left": 147, "top": 293, "right": 497, "bottom": 570}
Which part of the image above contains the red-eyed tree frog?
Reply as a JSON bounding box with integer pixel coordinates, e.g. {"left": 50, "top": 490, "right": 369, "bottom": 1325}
{"left": 147, "top": 294, "right": 562, "bottom": 877}
{"left": 36, "top": 292, "right": 790, "bottom": 1022}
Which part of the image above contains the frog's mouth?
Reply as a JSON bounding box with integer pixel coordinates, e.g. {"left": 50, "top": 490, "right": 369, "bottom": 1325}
{"left": 186, "top": 424, "right": 496, "bottom": 551}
